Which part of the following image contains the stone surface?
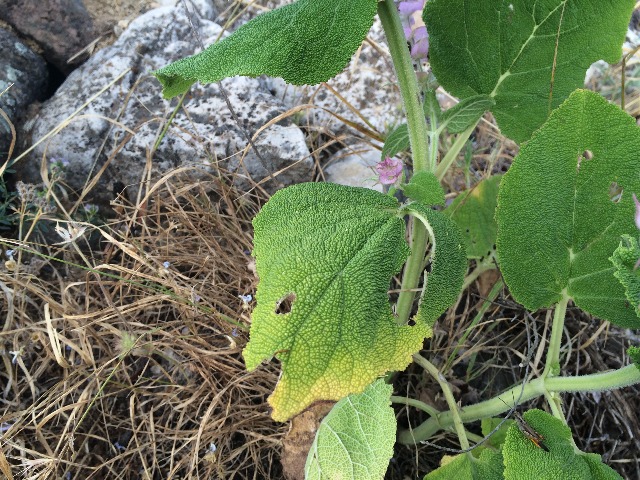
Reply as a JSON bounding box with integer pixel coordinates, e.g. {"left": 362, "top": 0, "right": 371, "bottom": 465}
{"left": 211, "top": 1, "right": 403, "bottom": 136}
{"left": 0, "top": 28, "right": 49, "bottom": 161}
{"left": 265, "top": 18, "right": 404, "bottom": 136}
{"left": 18, "top": 0, "right": 312, "bottom": 208}
{"left": 0, "top": 0, "right": 98, "bottom": 73}
{"left": 323, "top": 143, "right": 383, "bottom": 192}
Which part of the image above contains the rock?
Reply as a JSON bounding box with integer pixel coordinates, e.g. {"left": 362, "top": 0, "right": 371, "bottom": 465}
{"left": 0, "top": 28, "right": 49, "bottom": 161}
{"left": 265, "top": 19, "right": 403, "bottom": 136}
{"left": 0, "top": 0, "right": 98, "bottom": 73}
{"left": 323, "top": 143, "right": 383, "bottom": 192}
{"left": 18, "top": 0, "right": 312, "bottom": 209}
{"left": 211, "top": 1, "right": 403, "bottom": 136}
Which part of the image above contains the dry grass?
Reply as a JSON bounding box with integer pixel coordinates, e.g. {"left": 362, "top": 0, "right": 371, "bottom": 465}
{"left": 0, "top": 172, "right": 286, "bottom": 479}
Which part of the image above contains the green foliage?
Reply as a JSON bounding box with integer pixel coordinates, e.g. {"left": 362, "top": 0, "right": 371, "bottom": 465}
{"left": 424, "top": 450, "right": 504, "bottom": 479}
{"left": 402, "top": 171, "right": 445, "bottom": 206}
{"left": 610, "top": 235, "right": 640, "bottom": 314}
{"left": 404, "top": 204, "right": 467, "bottom": 327}
{"left": 381, "top": 123, "right": 410, "bottom": 159}
{"left": 155, "top": 0, "right": 378, "bottom": 98}
{"left": 440, "top": 95, "right": 494, "bottom": 134}
{"left": 244, "top": 183, "right": 430, "bottom": 421}
{"left": 629, "top": 346, "right": 640, "bottom": 371}
{"left": 481, "top": 417, "right": 515, "bottom": 451}
{"left": 305, "top": 379, "right": 396, "bottom": 480}
{"left": 503, "top": 410, "right": 622, "bottom": 480}
{"left": 496, "top": 90, "right": 640, "bottom": 328}
{"left": 447, "top": 176, "right": 501, "bottom": 260}
{"left": 424, "top": 0, "right": 635, "bottom": 142}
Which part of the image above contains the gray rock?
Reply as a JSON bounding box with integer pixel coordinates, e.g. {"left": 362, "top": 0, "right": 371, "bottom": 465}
{"left": 212, "top": 1, "right": 403, "bottom": 136}
{"left": 265, "top": 19, "right": 403, "bottom": 136}
{"left": 323, "top": 143, "right": 383, "bottom": 192}
{"left": 18, "top": 0, "right": 312, "bottom": 208}
{"left": 0, "top": 0, "right": 97, "bottom": 73}
{"left": 0, "top": 28, "right": 49, "bottom": 161}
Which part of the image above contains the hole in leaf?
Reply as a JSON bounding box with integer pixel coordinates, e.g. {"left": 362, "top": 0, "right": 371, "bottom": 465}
{"left": 275, "top": 292, "right": 296, "bottom": 315}
{"left": 609, "top": 182, "right": 623, "bottom": 204}
{"left": 576, "top": 150, "right": 593, "bottom": 172}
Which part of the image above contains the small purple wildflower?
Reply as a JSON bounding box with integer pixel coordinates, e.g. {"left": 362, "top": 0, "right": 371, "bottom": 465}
{"left": 5, "top": 249, "right": 15, "bottom": 259}
{"left": 231, "top": 328, "right": 239, "bottom": 338}
{"left": 397, "top": 0, "right": 429, "bottom": 60}
{"left": 239, "top": 294, "right": 253, "bottom": 303}
{"left": 163, "top": 261, "right": 171, "bottom": 269}
{"left": 193, "top": 293, "right": 201, "bottom": 303}
{"left": 0, "top": 422, "right": 13, "bottom": 433}
{"left": 64, "top": 473, "right": 72, "bottom": 480}
{"left": 114, "top": 441, "right": 126, "bottom": 452}
{"left": 83, "top": 203, "right": 99, "bottom": 213}
{"left": 375, "top": 157, "right": 404, "bottom": 185}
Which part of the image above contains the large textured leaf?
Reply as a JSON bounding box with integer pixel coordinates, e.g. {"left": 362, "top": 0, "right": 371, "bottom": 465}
{"left": 447, "top": 175, "right": 501, "bottom": 260}
{"left": 496, "top": 90, "right": 640, "bottom": 328}
{"left": 381, "top": 123, "right": 410, "bottom": 159}
{"left": 610, "top": 235, "right": 640, "bottom": 314}
{"left": 404, "top": 204, "right": 467, "bottom": 328}
{"left": 440, "top": 95, "right": 495, "bottom": 134}
{"left": 424, "top": 450, "right": 504, "bottom": 480}
{"left": 244, "top": 183, "right": 429, "bottom": 421}
{"left": 155, "top": 0, "right": 378, "bottom": 98}
{"left": 424, "top": 0, "right": 634, "bottom": 142}
{"left": 503, "top": 409, "right": 622, "bottom": 480}
{"left": 305, "top": 380, "right": 395, "bottom": 480}
{"left": 402, "top": 172, "right": 446, "bottom": 206}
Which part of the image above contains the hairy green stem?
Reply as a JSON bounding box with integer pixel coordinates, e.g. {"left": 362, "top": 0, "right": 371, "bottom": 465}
{"left": 414, "top": 354, "right": 471, "bottom": 452}
{"left": 391, "top": 395, "right": 440, "bottom": 417}
{"left": 397, "top": 364, "right": 640, "bottom": 444}
{"left": 378, "top": 0, "right": 432, "bottom": 324}
{"left": 378, "top": 0, "right": 430, "bottom": 173}
{"left": 435, "top": 121, "right": 479, "bottom": 181}
{"left": 543, "top": 292, "right": 569, "bottom": 378}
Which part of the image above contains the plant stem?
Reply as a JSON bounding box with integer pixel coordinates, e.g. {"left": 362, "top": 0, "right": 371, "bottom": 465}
{"left": 378, "top": 0, "right": 430, "bottom": 173}
{"left": 391, "top": 395, "right": 440, "bottom": 417}
{"left": 435, "top": 121, "right": 479, "bottom": 181}
{"left": 461, "top": 257, "right": 496, "bottom": 292}
{"left": 396, "top": 364, "right": 640, "bottom": 444}
{"left": 543, "top": 291, "right": 569, "bottom": 378}
{"left": 378, "top": 0, "right": 432, "bottom": 325}
{"left": 413, "top": 354, "right": 471, "bottom": 452}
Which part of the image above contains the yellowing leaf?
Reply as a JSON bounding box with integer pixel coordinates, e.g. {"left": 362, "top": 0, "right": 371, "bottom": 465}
{"left": 244, "top": 183, "right": 429, "bottom": 421}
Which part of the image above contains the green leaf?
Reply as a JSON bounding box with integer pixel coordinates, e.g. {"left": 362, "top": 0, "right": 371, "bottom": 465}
{"left": 629, "top": 346, "right": 640, "bottom": 371}
{"left": 424, "top": 0, "right": 635, "bottom": 142}
{"left": 155, "top": 0, "right": 378, "bottom": 98}
{"left": 244, "top": 183, "right": 430, "bottom": 421}
{"left": 305, "top": 379, "right": 396, "bottom": 480}
{"left": 496, "top": 90, "right": 640, "bottom": 328}
{"left": 503, "top": 409, "right": 622, "bottom": 480}
{"left": 610, "top": 235, "right": 640, "bottom": 314}
{"left": 403, "top": 204, "right": 467, "bottom": 328}
{"left": 381, "top": 123, "right": 410, "bottom": 160}
{"left": 481, "top": 416, "right": 515, "bottom": 451}
{"left": 447, "top": 176, "right": 501, "bottom": 260}
{"left": 424, "top": 449, "right": 504, "bottom": 480}
{"left": 440, "top": 95, "right": 495, "bottom": 134}
{"left": 402, "top": 171, "right": 446, "bottom": 206}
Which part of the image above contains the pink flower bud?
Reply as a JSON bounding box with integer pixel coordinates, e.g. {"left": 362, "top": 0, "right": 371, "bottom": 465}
{"left": 376, "top": 157, "right": 403, "bottom": 185}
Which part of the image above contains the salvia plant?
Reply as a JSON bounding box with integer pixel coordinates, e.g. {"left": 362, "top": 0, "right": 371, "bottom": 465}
{"left": 155, "top": 0, "right": 640, "bottom": 478}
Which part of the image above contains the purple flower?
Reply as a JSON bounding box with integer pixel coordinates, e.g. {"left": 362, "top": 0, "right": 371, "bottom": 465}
{"left": 396, "top": 0, "right": 429, "bottom": 60}
{"left": 163, "top": 261, "right": 170, "bottom": 269}
{"left": 376, "top": 157, "right": 404, "bottom": 185}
